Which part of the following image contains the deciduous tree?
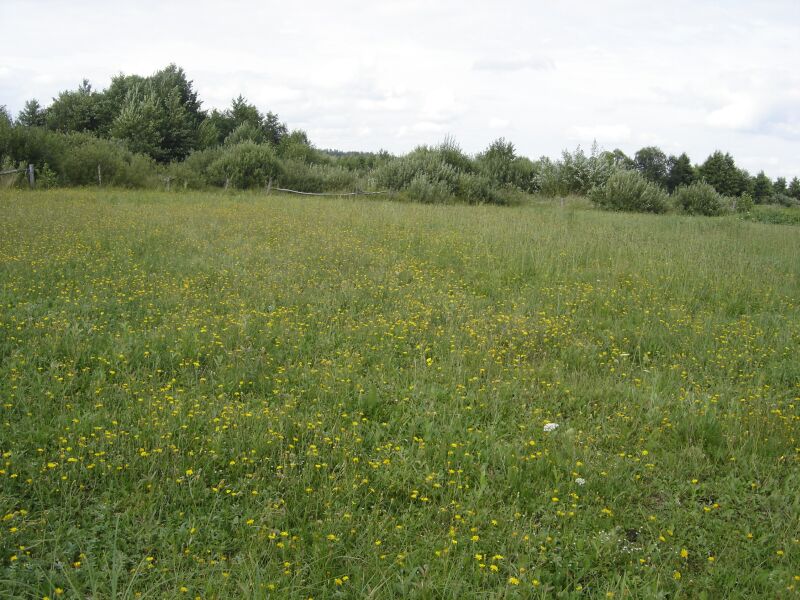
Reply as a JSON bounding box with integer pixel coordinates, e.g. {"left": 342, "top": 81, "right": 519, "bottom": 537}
{"left": 666, "top": 153, "right": 695, "bottom": 192}
{"left": 17, "top": 99, "right": 47, "bottom": 127}
{"left": 45, "top": 79, "right": 99, "bottom": 133}
{"left": 698, "top": 151, "right": 750, "bottom": 197}
{"left": 633, "top": 146, "right": 668, "bottom": 187}
{"left": 788, "top": 177, "right": 800, "bottom": 200}
{"left": 752, "top": 171, "right": 773, "bottom": 204}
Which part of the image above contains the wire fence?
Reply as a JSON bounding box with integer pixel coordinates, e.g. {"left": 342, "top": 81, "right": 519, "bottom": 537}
{"left": 3, "top": 164, "right": 388, "bottom": 196}
{"left": 272, "top": 187, "right": 386, "bottom": 197}
{"left": 0, "top": 164, "right": 35, "bottom": 188}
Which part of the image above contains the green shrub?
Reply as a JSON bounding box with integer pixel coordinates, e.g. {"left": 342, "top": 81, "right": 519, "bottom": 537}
{"left": 0, "top": 107, "right": 14, "bottom": 164}
{"left": 333, "top": 150, "right": 392, "bottom": 172}
{"left": 774, "top": 192, "right": 798, "bottom": 208}
{"left": 62, "top": 135, "right": 156, "bottom": 187}
{"left": 536, "top": 157, "right": 562, "bottom": 196}
{"left": 164, "top": 161, "right": 206, "bottom": 190}
{"left": 476, "top": 138, "right": 515, "bottom": 184}
{"left": 313, "top": 164, "right": 359, "bottom": 192}
{"left": 372, "top": 140, "right": 512, "bottom": 204}
{"left": 183, "top": 148, "right": 223, "bottom": 185}
{"left": 223, "top": 122, "right": 265, "bottom": 145}
{"left": 475, "top": 139, "right": 540, "bottom": 192}
{"left": 37, "top": 163, "right": 59, "bottom": 189}
{"left": 590, "top": 170, "right": 669, "bottom": 213}
{"left": 437, "top": 136, "right": 474, "bottom": 173}
{"left": 507, "top": 156, "right": 539, "bottom": 193}
{"left": 456, "top": 172, "right": 502, "bottom": 204}
{"left": 406, "top": 173, "right": 453, "bottom": 203}
{"left": 673, "top": 182, "right": 727, "bottom": 216}
{"left": 277, "top": 160, "right": 359, "bottom": 193}
{"left": 162, "top": 147, "right": 225, "bottom": 189}
{"left": 3, "top": 128, "right": 157, "bottom": 188}
{"left": 278, "top": 159, "right": 326, "bottom": 192}
{"left": 540, "top": 143, "right": 617, "bottom": 196}
{"left": 375, "top": 148, "right": 459, "bottom": 194}
{"left": 278, "top": 131, "right": 328, "bottom": 165}
{"left": 743, "top": 205, "right": 800, "bottom": 225}
{"left": 734, "top": 192, "right": 754, "bottom": 213}
{"left": 374, "top": 155, "right": 423, "bottom": 191}
{"left": 207, "top": 142, "right": 281, "bottom": 189}
{"left": 5, "top": 126, "right": 68, "bottom": 176}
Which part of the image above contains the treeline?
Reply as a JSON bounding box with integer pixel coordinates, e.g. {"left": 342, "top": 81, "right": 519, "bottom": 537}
{"left": 1, "top": 64, "right": 799, "bottom": 211}
{"left": 0, "top": 65, "right": 374, "bottom": 192}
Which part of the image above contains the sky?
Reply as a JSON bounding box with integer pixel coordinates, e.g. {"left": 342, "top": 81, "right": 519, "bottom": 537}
{"left": 1, "top": 0, "right": 799, "bottom": 177}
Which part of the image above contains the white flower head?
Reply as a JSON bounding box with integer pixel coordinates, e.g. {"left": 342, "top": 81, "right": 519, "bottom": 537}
{"left": 543, "top": 422, "right": 559, "bottom": 433}
{"left": 575, "top": 477, "right": 586, "bottom": 486}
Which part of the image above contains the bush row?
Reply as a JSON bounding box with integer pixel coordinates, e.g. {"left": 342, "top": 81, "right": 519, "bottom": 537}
{"left": 0, "top": 126, "right": 368, "bottom": 192}
{"left": 590, "top": 171, "right": 757, "bottom": 216}
{"left": 2, "top": 127, "right": 592, "bottom": 203}
{"left": 2, "top": 119, "right": 799, "bottom": 214}
{"left": 0, "top": 127, "right": 158, "bottom": 188}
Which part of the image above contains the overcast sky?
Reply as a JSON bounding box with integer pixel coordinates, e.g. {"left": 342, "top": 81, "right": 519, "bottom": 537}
{"left": 2, "top": 0, "right": 799, "bottom": 177}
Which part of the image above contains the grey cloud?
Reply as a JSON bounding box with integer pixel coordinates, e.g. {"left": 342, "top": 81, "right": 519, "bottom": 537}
{"left": 757, "top": 105, "right": 800, "bottom": 140}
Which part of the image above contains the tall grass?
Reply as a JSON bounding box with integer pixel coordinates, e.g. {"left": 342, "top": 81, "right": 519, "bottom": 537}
{"left": 1, "top": 189, "right": 798, "bottom": 598}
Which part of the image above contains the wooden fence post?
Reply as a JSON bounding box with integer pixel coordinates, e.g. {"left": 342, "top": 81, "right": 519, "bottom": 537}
{"left": 97, "top": 164, "right": 102, "bottom": 186}
{"left": 27, "top": 164, "right": 35, "bottom": 189}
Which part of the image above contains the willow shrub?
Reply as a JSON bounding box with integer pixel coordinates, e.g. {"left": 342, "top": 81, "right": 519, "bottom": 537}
{"left": 673, "top": 181, "right": 727, "bottom": 216}
{"left": 278, "top": 160, "right": 358, "bottom": 193}
{"left": 590, "top": 169, "right": 669, "bottom": 214}
{"left": 375, "top": 141, "right": 510, "bottom": 204}
{"left": 62, "top": 135, "right": 156, "bottom": 187}
{"left": 207, "top": 141, "right": 282, "bottom": 189}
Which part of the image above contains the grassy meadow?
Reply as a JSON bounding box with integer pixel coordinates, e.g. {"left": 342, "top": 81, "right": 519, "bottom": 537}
{"left": 1, "top": 189, "right": 799, "bottom": 598}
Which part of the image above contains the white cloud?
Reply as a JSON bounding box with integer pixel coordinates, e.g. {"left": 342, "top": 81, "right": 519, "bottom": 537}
{"left": 488, "top": 117, "right": 510, "bottom": 129}
{"left": 569, "top": 125, "right": 632, "bottom": 143}
{"left": 356, "top": 96, "right": 408, "bottom": 112}
{"left": 706, "top": 98, "right": 762, "bottom": 130}
{"left": 420, "top": 89, "right": 465, "bottom": 122}
{"left": 411, "top": 121, "right": 447, "bottom": 134}
{"left": 473, "top": 55, "right": 554, "bottom": 72}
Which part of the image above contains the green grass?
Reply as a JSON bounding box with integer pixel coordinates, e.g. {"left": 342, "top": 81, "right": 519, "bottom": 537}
{"left": 743, "top": 204, "right": 800, "bottom": 226}
{"left": 1, "top": 189, "right": 799, "bottom": 599}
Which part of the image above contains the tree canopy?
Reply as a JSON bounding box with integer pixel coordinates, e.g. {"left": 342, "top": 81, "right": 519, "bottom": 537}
{"left": 3, "top": 66, "right": 798, "bottom": 202}
{"left": 633, "top": 146, "right": 668, "bottom": 187}
{"left": 7, "top": 65, "right": 288, "bottom": 164}
{"left": 698, "top": 151, "right": 751, "bottom": 197}
{"left": 666, "top": 153, "right": 695, "bottom": 192}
